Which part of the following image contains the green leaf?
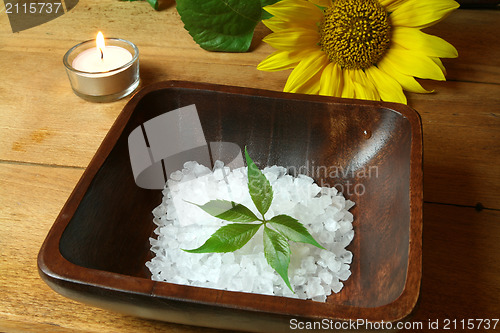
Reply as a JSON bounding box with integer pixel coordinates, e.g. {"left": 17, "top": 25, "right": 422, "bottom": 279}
{"left": 190, "top": 200, "right": 260, "bottom": 222}
{"left": 263, "top": 226, "right": 293, "bottom": 292}
{"left": 176, "top": 0, "right": 262, "bottom": 52}
{"left": 269, "top": 215, "right": 325, "bottom": 250}
{"left": 260, "top": 0, "right": 280, "bottom": 20}
{"left": 184, "top": 223, "right": 262, "bottom": 253}
{"left": 245, "top": 147, "right": 273, "bottom": 216}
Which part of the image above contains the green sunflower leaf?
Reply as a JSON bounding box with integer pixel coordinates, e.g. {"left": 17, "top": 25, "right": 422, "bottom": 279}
{"left": 245, "top": 147, "right": 273, "bottom": 216}
{"left": 176, "top": 0, "right": 263, "bottom": 52}
{"left": 189, "top": 199, "right": 260, "bottom": 223}
{"left": 263, "top": 226, "right": 293, "bottom": 292}
{"left": 269, "top": 215, "right": 325, "bottom": 249}
{"left": 183, "top": 223, "right": 262, "bottom": 253}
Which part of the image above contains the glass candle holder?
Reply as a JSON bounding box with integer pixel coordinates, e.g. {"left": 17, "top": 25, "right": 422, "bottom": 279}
{"left": 63, "top": 38, "right": 140, "bottom": 102}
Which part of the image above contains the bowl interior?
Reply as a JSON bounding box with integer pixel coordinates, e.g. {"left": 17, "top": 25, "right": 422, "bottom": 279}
{"left": 59, "top": 86, "right": 411, "bottom": 309}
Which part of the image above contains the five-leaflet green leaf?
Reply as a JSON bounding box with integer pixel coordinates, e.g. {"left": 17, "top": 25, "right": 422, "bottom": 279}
{"left": 184, "top": 146, "right": 324, "bottom": 292}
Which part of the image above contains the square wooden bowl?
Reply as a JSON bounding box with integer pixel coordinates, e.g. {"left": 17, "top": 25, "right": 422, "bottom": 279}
{"left": 38, "top": 81, "right": 423, "bottom": 332}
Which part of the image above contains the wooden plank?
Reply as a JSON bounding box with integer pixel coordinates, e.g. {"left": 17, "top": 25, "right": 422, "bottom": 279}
{"left": 424, "top": 9, "right": 500, "bottom": 85}
{"left": 408, "top": 203, "right": 500, "bottom": 331}
{"left": 411, "top": 80, "right": 500, "bottom": 209}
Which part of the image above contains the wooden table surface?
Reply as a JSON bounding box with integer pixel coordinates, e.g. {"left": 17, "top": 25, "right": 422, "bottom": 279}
{"left": 1, "top": 1, "right": 499, "bottom": 332}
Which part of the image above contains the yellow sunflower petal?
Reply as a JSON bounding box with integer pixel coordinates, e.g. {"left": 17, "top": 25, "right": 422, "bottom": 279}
{"left": 263, "top": 15, "right": 315, "bottom": 31}
{"left": 390, "top": 0, "right": 460, "bottom": 29}
{"left": 378, "top": 57, "right": 433, "bottom": 93}
{"left": 352, "top": 70, "right": 379, "bottom": 101}
{"left": 308, "top": 0, "right": 333, "bottom": 7}
{"left": 257, "top": 50, "right": 306, "bottom": 72}
{"left": 379, "top": 0, "right": 407, "bottom": 13}
{"left": 264, "top": 0, "right": 323, "bottom": 26}
{"left": 392, "top": 27, "right": 458, "bottom": 58}
{"left": 383, "top": 48, "right": 446, "bottom": 80}
{"left": 296, "top": 71, "right": 323, "bottom": 95}
{"left": 262, "top": 28, "right": 320, "bottom": 51}
{"left": 319, "top": 62, "right": 343, "bottom": 97}
{"left": 341, "top": 69, "right": 356, "bottom": 99}
{"left": 431, "top": 57, "right": 447, "bottom": 75}
{"left": 262, "top": 18, "right": 288, "bottom": 32}
{"left": 365, "top": 66, "right": 407, "bottom": 104}
{"left": 284, "top": 51, "right": 329, "bottom": 93}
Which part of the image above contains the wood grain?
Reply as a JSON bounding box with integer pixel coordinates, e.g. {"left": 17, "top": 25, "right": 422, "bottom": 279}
{"left": 408, "top": 204, "right": 500, "bottom": 332}
{"left": 1, "top": 0, "right": 499, "bottom": 332}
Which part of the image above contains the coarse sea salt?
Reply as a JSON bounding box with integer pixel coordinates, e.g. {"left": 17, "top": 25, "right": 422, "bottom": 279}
{"left": 146, "top": 161, "right": 355, "bottom": 302}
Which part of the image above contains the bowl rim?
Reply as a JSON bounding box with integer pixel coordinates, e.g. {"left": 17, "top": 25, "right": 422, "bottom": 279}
{"left": 38, "top": 80, "right": 423, "bottom": 324}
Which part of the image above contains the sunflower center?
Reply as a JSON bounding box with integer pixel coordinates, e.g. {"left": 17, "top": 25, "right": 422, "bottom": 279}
{"left": 319, "top": 0, "right": 391, "bottom": 70}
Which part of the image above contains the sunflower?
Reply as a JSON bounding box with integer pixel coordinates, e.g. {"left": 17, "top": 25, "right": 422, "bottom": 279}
{"left": 257, "top": 0, "right": 459, "bottom": 104}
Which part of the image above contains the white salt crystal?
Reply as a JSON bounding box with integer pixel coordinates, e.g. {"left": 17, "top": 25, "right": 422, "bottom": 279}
{"left": 146, "top": 160, "right": 355, "bottom": 302}
{"left": 193, "top": 164, "right": 211, "bottom": 177}
{"left": 221, "top": 252, "right": 235, "bottom": 265}
{"left": 292, "top": 274, "right": 307, "bottom": 286}
{"left": 316, "top": 259, "right": 327, "bottom": 269}
{"left": 169, "top": 170, "right": 183, "bottom": 181}
{"left": 324, "top": 218, "right": 340, "bottom": 232}
{"left": 302, "top": 256, "right": 317, "bottom": 274}
{"left": 318, "top": 231, "right": 334, "bottom": 244}
{"left": 338, "top": 266, "right": 352, "bottom": 281}
{"left": 213, "top": 168, "right": 226, "bottom": 181}
{"left": 333, "top": 210, "right": 346, "bottom": 221}
{"left": 230, "top": 278, "right": 244, "bottom": 291}
{"left": 339, "top": 251, "right": 353, "bottom": 264}
{"left": 331, "top": 280, "right": 344, "bottom": 293}
{"left": 305, "top": 277, "right": 323, "bottom": 298}
{"left": 339, "top": 221, "right": 353, "bottom": 234}
{"left": 312, "top": 295, "right": 327, "bottom": 303}
{"left": 327, "top": 256, "right": 342, "bottom": 273}
{"left": 343, "top": 211, "right": 354, "bottom": 223}
{"left": 344, "top": 230, "right": 355, "bottom": 244}
{"left": 338, "top": 269, "right": 351, "bottom": 281}
{"left": 318, "top": 270, "right": 333, "bottom": 285}
{"left": 213, "top": 160, "right": 225, "bottom": 170}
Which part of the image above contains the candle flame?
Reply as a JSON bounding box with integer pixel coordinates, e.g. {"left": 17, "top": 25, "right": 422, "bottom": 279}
{"left": 96, "top": 31, "right": 105, "bottom": 59}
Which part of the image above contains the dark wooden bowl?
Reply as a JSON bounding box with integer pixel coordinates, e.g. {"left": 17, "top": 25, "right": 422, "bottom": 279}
{"left": 38, "top": 81, "right": 423, "bottom": 332}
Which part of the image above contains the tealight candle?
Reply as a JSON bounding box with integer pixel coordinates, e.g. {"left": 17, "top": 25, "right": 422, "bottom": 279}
{"left": 63, "top": 32, "right": 139, "bottom": 102}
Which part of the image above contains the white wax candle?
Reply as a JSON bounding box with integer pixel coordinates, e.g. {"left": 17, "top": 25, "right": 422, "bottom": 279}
{"left": 64, "top": 34, "right": 139, "bottom": 101}
{"left": 72, "top": 46, "right": 132, "bottom": 73}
